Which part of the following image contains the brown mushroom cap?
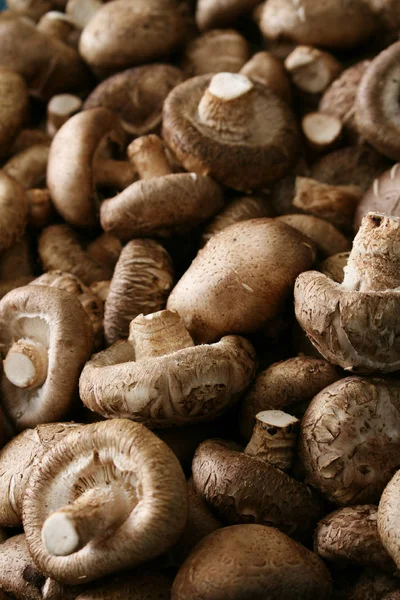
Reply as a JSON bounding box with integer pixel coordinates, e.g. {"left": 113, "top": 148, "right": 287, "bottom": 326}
{"left": 192, "top": 438, "right": 323, "bottom": 540}
{"left": 23, "top": 419, "right": 188, "bottom": 584}
{"left": 172, "top": 524, "right": 332, "bottom": 600}
{"left": 378, "top": 469, "right": 400, "bottom": 571}
{"left": 284, "top": 45, "right": 341, "bottom": 95}
{"left": 0, "top": 68, "right": 28, "bottom": 159}
{"left": 75, "top": 570, "right": 172, "bottom": 600}
{"left": 86, "top": 233, "right": 122, "bottom": 272}
{"left": 315, "top": 505, "right": 396, "bottom": 573}
{"left": 277, "top": 214, "right": 351, "bottom": 257}
{"left": 0, "top": 534, "right": 47, "bottom": 600}
{"left": 240, "top": 51, "right": 292, "bottom": 104}
{"left": 259, "top": 0, "right": 375, "bottom": 49}
{"left": 300, "top": 376, "right": 400, "bottom": 505}
{"left": 354, "top": 163, "right": 400, "bottom": 230}
{"left": 167, "top": 218, "right": 315, "bottom": 344}
{"left": 26, "top": 188, "right": 55, "bottom": 229}
{"left": 79, "top": 0, "right": 187, "bottom": 78}
{"left": 104, "top": 239, "right": 174, "bottom": 345}
{"left": 0, "top": 171, "right": 28, "bottom": 253}
{"left": 0, "top": 285, "right": 93, "bottom": 430}
{"left": 4, "top": 143, "right": 50, "bottom": 190}
{"left": 162, "top": 73, "right": 300, "bottom": 191}
{"left": 196, "top": 0, "right": 260, "bottom": 30}
{"left": 80, "top": 310, "right": 256, "bottom": 427}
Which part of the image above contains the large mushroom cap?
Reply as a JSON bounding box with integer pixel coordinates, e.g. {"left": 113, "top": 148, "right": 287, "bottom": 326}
{"left": 23, "top": 419, "right": 187, "bottom": 584}
{"left": 172, "top": 524, "right": 332, "bottom": 600}
{"left": 162, "top": 73, "right": 300, "bottom": 191}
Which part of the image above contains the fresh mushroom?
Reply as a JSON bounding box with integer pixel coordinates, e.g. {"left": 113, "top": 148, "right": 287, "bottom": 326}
{"left": 0, "top": 68, "right": 28, "bottom": 159}
{"left": 182, "top": 29, "right": 250, "bottom": 77}
{"left": 240, "top": 51, "right": 292, "bottom": 104}
{"left": 0, "top": 285, "right": 93, "bottom": 430}
{"left": 378, "top": 469, "right": 400, "bottom": 571}
{"left": 162, "top": 72, "right": 300, "bottom": 191}
{"left": 37, "top": 11, "right": 79, "bottom": 48}
{"left": 354, "top": 163, "right": 400, "bottom": 229}
{"left": 23, "top": 419, "right": 188, "bottom": 584}
{"left": 0, "top": 171, "right": 28, "bottom": 253}
{"left": 277, "top": 214, "right": 351, "bottom": 257}
{"left": 301, "top": 112, "right": 343, "bottom": 153}
{"left": 284, "top": 46, "right": 342, "bottom": 94}
{"left": 319, "top": 252, "right": 350, "bottom": 283}
{"left": 3, "top": 143, "right": 50, "bottom": 190}
{"left": 0, "top": 534, "right": 48, "bottom": 600}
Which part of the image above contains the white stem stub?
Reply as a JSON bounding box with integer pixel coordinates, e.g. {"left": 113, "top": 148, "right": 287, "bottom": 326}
{"left": 42, "top": 512, "right": 80, "bottom": 557}
{"left": 207, "top": 72, "right": 254, "bottom": 101}
{"left": 245, "top": 410, "right": 299, "bottom": 471}
{"left": 3, "top": 339, "right": 48, "bottom": 389}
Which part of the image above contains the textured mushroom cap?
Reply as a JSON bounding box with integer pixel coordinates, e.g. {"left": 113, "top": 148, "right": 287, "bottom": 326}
{"left": 104, "top": 239, "right": 174, "bottom": 345}
{"left": 23, "top": 419, "right": 187, "bottom": 584}
{"left": 47, "top": 107, "right": 125, "bottom": 228}
{"left": 84, "top": 64, "right": 184, "bottom": 136}
{"left": 240, "top": 356, "right": 342, "bottom": 439}
{"left": 378, "top": 469, "right": 400, "bottom": 571}
{"left": 75, "top": 570, "right": 172, "bottom": 600}
{"left": 192, "top": 439, "right": 323, "bottom": 540}
{"left": 0, "top": 69, "right": 28, "bottom": 159}
{"left": 355, "top": 163, "right": 400, "bottom": 230}
{"left": 295, "top": 270, "right": 400, "bottom": 372}
{"left": 39, "top": 224, "right": 113, "bottom": 286}
{"left": 168, "top": 219, "right": 315, "bottom": 343}
{"left": 100, "top": 173, "right": 224, "bottom": 241}
{"left": 0, "top": 423, "right": 79, "bottom": 527}
{"left": 196, "top": 0, "right": 260, "bottom": 30}
{"left": 79, "top": 0, "right": 187, "bottom": 78}
{"left": 162, "top": 74, "right": 300, "bottom": 191}
{"left": 172, "top": 524, "right": 332, "bottom": 600}
{"left": 0, "top": 171, "right": 28, "bottom": 253}
{"left": 0, "top": 285, "right": 93, "bottom": 430}
{"left": 300, "top": 376, "right": 400, "bottom": 505}
{"left": 182, "top": 30, "right": 250, "bottom": 77}
{"left": 315, "top": 505, "right": 396, "bottom": 573}
{"left": 80, "top": 332, "right": 256, "bottom": 427}
{"left": 259, "top": 0, "right": 375, "bottom": 49}
{"left": 277, "top": 214, "right": 350, "bottom": 257}
{"left": 0, "top": 534, "right": 47, "bottom": 600}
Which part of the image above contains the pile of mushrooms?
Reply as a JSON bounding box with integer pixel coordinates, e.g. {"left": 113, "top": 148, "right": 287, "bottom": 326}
{"left": 2, "top": 0, "right": 400, "bottom": 597}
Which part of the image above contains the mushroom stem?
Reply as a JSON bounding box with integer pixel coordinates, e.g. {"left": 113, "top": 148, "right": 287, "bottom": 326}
{"left": 41, "top": 485, "right": 132, "bottom": 557}
{"left": 342, "top": 212, "right": 400, "bottom": 291}
{"left": 127, "top": 134, "right": 172, "bottom": 180}
{"left": 129, "top": 310, "right": 194, "bottom": 361}
{"left": 197, "top": 72, "right": 255, "bottom": 141}
{"left": 94, "top": 158, "right": 137, "bottom": 190}
{"left": 244, "top": 410, "right": 299, "bottom": 472}
{"left": 47, "top": 94, "right": 83, "bottom": 137}
{"left": 3, "top": 339, "right": 48, "bottom": 389}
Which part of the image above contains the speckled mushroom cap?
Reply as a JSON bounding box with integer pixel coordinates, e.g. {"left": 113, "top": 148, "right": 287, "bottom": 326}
{"left": 0, "top": 171, "right": 28, "bottom": 253}
{"left": 80, "top": 309, "right": 256, "bottom": 427}
{"left": 379, "top": 470, "right": 400, "bottom": 570}
{"left": 277, "top": 214, "right": 350, "bottom": 258}
{"left": 23, "top": 419, "right": 188, "bottom": 585}
{"left": 172, "top": 524, "right": 332, "bottom": 600}
{"left": 354, "top": 163, "right": 400, "bottom": 229}
{"left": 0, "top": 534, "right": 48, "bottom": 600}
{"left": 84, "top": 64, "right": 184, "bottom": 136}
{"left": 162, "top": 73, "right": 300, "bottom": 191}
{"left": 192, "top": 438, "right": 323, "bottom": 540}
{"left": 47, "top": 107, "right": 126, "bottom": 228}
{"left": 300, "top": 376, "right": 400, "bottom": 505}
{"left": 0, "top": 285, "right": 93, "bottom": 430}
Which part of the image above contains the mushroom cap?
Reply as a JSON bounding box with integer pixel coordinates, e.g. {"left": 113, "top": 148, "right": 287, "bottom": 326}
{"left": 320, "top": 252, "right": 350, "bottom": 283}
{"left": 315, "top": 505, "right": 396, "bottom": 573}
{"left": 100, "top": 173, "right": 224, "bottom": 241}
{"left": 75, "top": 570, "right": 172, "bottom": 600}
{"left": 277, "top": 214, "right": 350, "bottom": 257}
{"left": 0, "top": 534, "right": 46, "bottom": 600}
{"left": 47, "top": 107, "right": 126, "bottom": 228}
{"left": 196, "top": 0, "right": 260, "bottom": 30}
{"left": 7, "top": 0, "right": 54, "bottom": 21}
{"left": 84, "top": 64, "right": 184, "bottom": 136}
{"left": 4, "top": 143, "right": 50, "bottom": 190}
{"left": 79, "top": 332, "right": 256, "bottom": 427}
{"left": 0, "top": 171, "right": 28, "bottom": 253}
{"left": 0, "top": 285, "right": 93, "bottom": 430}
{"left": 23, "top": 419, "right": 187, "bottom": 584}
{"left": 192, "top": 438, "right": 323, "bottom": 540}
{"left": 354, "top": 163, "right": 400, "bottom": 230}
{"left": 294, "top": 269, "right": 400, "bottom": 372}
{"left": 379, "top": 469, "right": 400, "bottom": 570}
{"left": 300, "top": 376, "right": 400, "bottom": 505}
{"left": 167, "top": 218, "right": 315, "bottom": 344}
{"left": 79, "top": 0, "right": 187, "bottom": 78}
{"left": 240, "top": 51, "right": 292, "bottom": 105}
{"left": 259, "top": 0, "right": 375, "bottom": 49}
{"left": 162, "top": 74, "right": 300, "bottom": 191}
{"left": 182, "top": 29, "right": 250, "bottom": 77}
{"left": 0, "top": 68, "right": 28, "bottom": 159}
{"left": 172, "top": 524, "right": 332, "bottom": 600}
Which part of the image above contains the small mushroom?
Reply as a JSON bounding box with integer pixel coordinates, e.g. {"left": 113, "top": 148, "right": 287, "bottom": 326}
{"left": 301, "top": 112, "right": 342, "bottom": 153}
{"left": 172, "top": 524, "right": 332, "bottom": 599}
{"left": 26, "top": 189, "right": 55, "bottom": 229}
{"left": 182, "top": 29, "right": 250, "bottom": 77}
{"left": 0, "top": 68, "right": 28, "bottom": 159}
{"left": 315, "top": 505, "right": 396, "bottom": 573}
{"left": 23, "top": 419, "right": 188, "bottom": 584}
{"left": 0, "top": 171, "right": 29, "bottom": 253}
{"left": 285, "top": 46, "right": 342, "bottom": 94}
{"left": 80, "top": 309, "right": 256, "bottom": 427}
{"left": 300, "top": 376, "right": 400, "bottom": 505}
{"left": 100, "top": 134, "right": 224, "bottom": 241}
{"left": 37, "top": 11, "right": 79, "bottom": 48}
{"left": 0, "top": 285, "right": 93, "bottom": 430}
{"left": 167, "top": 218, "right": 315, "bottom": 343}
{"left": 162, "top": 72, "right": 300, "bottom": 191}
{"left": 84, "top": 64, "right": 184, "bottom": 136}
{"left": 104, "top": 239, "right": 174, "bottom": 345}
{"left": 378, "top": 469, "right": 400, "bottom": 571}
{"left": 3, "top": 143, "right": 50, "bottom": 190}
{"left": 47, "top": 94, "right": 83, "bottom": 137}
{"left": 196, "top": 0, "right": 260, "bottom": 30}
{"left": 240, "top": 51, "right": 292, "bottom": 104}
{"left": 277, "top": 214, "right": 351, "bottom": 257}
{"left": 355, "top": 163, "right": 400, "bottom": 229}
{"left": 47, "top": 107, "right": 137, "bottom": 228}
{"left": 295, "top": 212, "right": 400, "bottom": 372}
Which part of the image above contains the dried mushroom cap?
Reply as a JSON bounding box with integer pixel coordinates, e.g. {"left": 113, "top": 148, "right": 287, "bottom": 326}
{"left": 23, "top": 419, "right": 188, "bottom": 584}
{"left": 39, "top": 224, "right": 113, "bottom": 286}
{"left": 379, "top": 469, "right": 400, "bottom": 571}
{"left": 0, "top": 423, "right": 79, "bottom": 527}
{"left": 162, "top": 73, "right": 300, "bottom": 191}
{"left": 356, "top": 42, "right": 400, "bottom": 160}
{"left": 0, "top": 69, "right": 28, "bottom": 160}
{"left": 192, "top": 438, "right": 323, "bottom": 540}
{"left": 104, "top": 239, "right": 174, "bottom": 345}
{"left": 80, "top": 309, "right": 256, "bottom": 427}
{"left": 277, "top": 214, "right": 350, "bottom": 257}
{"left": 75, "top": 570, "right": 172, "bottom": 600}
{"left": 172, "top": 524, "right": 332, "bottom": 600}
{"left": 79, "top": 0, "right": 187, "bottom": 78}
{"left": 182, "top": 29, "right": 250, "bottom": 77}
{"left": 4, "top": 144, "right": 50, "bottom": 190}
{"left": 196, "top": 0, "right": 260, "bottom": 30}
{"left": 0, "top": 534, "right": 46, "bottom": 600}
{"left": 0, "top": 171, "right": 28, "bottom": 253}
{"left": 240, "top": 356, "right": 342, "bottom": 439}
{"left": 315, "top": 505, "right": 396, "bottom": 573}
{"left": 0, "top": 285, "right": 93, "bottom": 430}
{"left": 300, "top": 376, "right": 400, "bottom": 505}
{"left": 240, "top": 51, "right": 292, "bottom": 105}
{"left": 295, "top": 213, "right": 400, "bottom": 372}
{"left": 259, "top": 0, "right": 375, "bottom": 49}
{"left": 84, "top": 64, "right": 184, "bottom": 136}
{"left": 355, "top": 163, "right": 400, "bottom": 230}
